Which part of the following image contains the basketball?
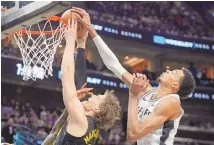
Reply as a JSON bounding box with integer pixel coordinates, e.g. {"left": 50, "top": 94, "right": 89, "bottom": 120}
{"left": 61, "top": 9, "right": 87, "bottom": 38}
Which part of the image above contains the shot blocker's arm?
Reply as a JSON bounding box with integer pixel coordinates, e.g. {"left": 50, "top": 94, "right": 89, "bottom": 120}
{"left": 71, "top": 7, "right": 152, "bottom": 90}
{"left": 92, "top": 34, "right": 153, "bottom": 91}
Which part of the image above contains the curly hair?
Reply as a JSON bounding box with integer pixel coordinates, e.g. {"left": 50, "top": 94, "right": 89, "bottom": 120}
{"left": 94, "top": 90, "right": 121, "bottom": 129}
{"left": 177, "top": 68, "right": 196, "bottom": 99}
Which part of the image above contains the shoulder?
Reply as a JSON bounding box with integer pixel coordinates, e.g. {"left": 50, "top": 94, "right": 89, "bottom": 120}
{"left": 154, "top": 95, "right": 181, "bottom": 118}
{"left": 161, "top": 95, "right": 180, "bottom": 105}
{"left": 158, "top": 95, "right": 181, "bottom": 110}
{"left": 67, "top": 115, "right": 88, "bottom": 137}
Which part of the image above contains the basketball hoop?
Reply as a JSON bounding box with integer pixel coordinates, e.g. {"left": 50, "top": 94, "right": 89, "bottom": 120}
{"left": 13, "top": 16, "right": 67, "bottom": 81}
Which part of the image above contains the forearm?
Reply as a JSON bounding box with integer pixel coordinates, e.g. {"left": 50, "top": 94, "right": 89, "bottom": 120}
{"left": 127, "top": 93, "right": 139, "bottom": 134}
{"left": 75, "top": 48, "right": 87, "bottom": 89}
{"left": 92, "top": 35, "right": 127, "bottom": 79}
{"left": 88, "top": 26, "right": 97, "bottom": 39}
{"left": 61, "top": 39, "right": 77, "bottom": 100}
{"left": 61, "top": 40, "right": 75, "bottom": 79}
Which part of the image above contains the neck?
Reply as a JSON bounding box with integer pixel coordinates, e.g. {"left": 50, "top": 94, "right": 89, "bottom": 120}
{"left": 82, "top": 102, "right": 96, "bottom": 118}
{"left": 153, "top": 83, "right": 173, "bottom": 99}
{"left": 84, "top": 110, "right": 95, "bottom": 118}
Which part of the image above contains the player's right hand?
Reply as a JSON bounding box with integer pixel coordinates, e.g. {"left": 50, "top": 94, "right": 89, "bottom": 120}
{"left": 64, "top": 18, "right": 77, "bottom": 42}
{"left": 70, "top": 7, "right": 91, "bottom": 31}
{"left": 129, "top": 73, "right": 149, "bottom": 97}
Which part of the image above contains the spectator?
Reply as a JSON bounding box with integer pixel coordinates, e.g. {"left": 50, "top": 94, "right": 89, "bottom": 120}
{"left": 2, "top": 118, "right": 16, "bottom": 144}
{"left": 188, "top": 62, "right": 197, "bottom": 79}
{"left": 201, "top": 68, "right": 208, "bottom": 80}
{"left": 165, "top": 65, "right": 171, "bottom": 71}
{"left": 38, "top": 127, "right": 48, "bottom": 137}
{"left": 86, "top": 1, "right": 214, "bottom": 40}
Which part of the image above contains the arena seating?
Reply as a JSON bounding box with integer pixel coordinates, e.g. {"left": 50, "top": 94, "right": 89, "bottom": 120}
{"left": 2, "top": 96, "right": 214, "bottom": 145}
{"left": 86, "top": 1, "right": 214, "bottom": 40}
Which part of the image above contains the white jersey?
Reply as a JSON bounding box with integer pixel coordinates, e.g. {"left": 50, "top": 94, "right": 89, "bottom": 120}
{"left": 137, "top": 89, "right": 184, "bottom": 145}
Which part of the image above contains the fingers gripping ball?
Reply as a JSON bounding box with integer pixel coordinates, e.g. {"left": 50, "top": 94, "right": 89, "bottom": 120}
{"left": 61, "top": 9, "right": 87, "bottom": 38}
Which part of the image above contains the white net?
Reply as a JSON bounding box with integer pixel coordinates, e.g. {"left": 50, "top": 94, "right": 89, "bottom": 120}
{"left": 14, "top": 19, "right": 66, "bottom": 81}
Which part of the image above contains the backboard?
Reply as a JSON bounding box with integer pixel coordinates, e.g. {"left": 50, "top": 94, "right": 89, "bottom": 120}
{"left": 1, "top": 1, "right": 85, "bottom": 39}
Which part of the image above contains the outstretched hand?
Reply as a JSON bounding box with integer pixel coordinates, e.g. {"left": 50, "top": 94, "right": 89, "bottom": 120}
{"left": 70, "top": 7, "right": 92, "bottom": 31}
{"left": 77, "top": 83, "right": 93, "bottom": 100}
{"left": 64, "top": 18, "right": 77, "bottom": 43}
{"left": 129, "top": 73, "right": 149, "bottom": 97}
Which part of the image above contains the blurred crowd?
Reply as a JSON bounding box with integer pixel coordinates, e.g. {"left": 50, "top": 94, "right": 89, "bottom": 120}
{"left": 86, "top": 1, "right": 214, "bottom": 40}
{"left": 2, "top": 97, "right": 214, "bottom": 145}
{"left": 1, "top": 99, "right": 62, "bottom": 143}
{"left": 183, "top": 119, "right": 214, "bottom": 131}
{"left": 1, "top": 98, "right": 133, "bottom": 145}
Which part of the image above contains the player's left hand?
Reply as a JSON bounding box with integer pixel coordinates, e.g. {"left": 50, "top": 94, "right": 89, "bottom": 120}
{"left": 129, "top": 73, "right": 149, "bottom": 97}
{"left": 64, "top": 18, "right": 77, "bottom": 43}
{"left": 77, "top": 83, "right": 93, "bottom": 100}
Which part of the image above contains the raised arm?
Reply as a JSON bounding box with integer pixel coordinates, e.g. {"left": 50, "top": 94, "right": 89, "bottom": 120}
{"left": 75, "top": 32, "right": 88, "bottom": 90}
{"left": 71, "top": 7, "right": 152, "bottom": 91}
{"left": 61, "top": 19, "right": 87, "bottom": 126}
{"left": 42, "top": 31, "right": 91, "bottom": 145}
{"left": 127, "top": 73, "right": 180, "bottom": 142}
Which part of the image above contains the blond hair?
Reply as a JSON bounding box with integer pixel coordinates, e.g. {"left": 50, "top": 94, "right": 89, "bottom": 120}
{"left": 94, "top": 90, "right": 121, "bottom": 129}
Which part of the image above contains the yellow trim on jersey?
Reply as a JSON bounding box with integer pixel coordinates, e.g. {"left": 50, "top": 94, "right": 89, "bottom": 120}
{"left": 53, "top": 124, "right": 64, "bottom": 145}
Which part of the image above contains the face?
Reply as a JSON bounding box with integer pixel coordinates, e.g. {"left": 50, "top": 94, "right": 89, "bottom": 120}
{"left": 83, "top": 93, "right": 107, "bottom": 112}
{"left": 157, "top": 69, "right": 184, "bottom": 90}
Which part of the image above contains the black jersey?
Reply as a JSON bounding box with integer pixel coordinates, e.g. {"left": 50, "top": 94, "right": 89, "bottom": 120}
{"left": 54, "top": 116, "right": 99, "bottom": 145}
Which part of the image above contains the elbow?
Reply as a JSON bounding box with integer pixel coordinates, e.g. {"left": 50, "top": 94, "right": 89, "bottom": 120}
{"left": 60, "top": 68, "right": 71, "bottom": 81}
{"left": 127, "top": 128, "right": 146, "bottom": 142}
{"left": 126, "top": 130, "right": 137, "bottom": 142}
{"left": 127, "top": 132, "right": 137, "bottom": 142}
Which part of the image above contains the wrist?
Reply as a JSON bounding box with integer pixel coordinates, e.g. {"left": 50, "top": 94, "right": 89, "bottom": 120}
{"left": 88, "top": 26, "right": 97, "bottom": 39}
{"left": 66, "top": 37, "right": 75, "bottom": 45}
{"left": 77, "top": 43, "right": 86, "bottom": 49}
{"left": 129, "top": 92, "right": 142, "bottom": 98}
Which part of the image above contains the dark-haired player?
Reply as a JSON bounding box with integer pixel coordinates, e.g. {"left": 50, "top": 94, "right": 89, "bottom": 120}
{"left": 72, "top": 7, "right": 196, "bottom": 145}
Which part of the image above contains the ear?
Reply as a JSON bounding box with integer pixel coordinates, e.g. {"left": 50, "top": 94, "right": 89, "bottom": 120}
{"left": 172, "top": 82, "right": 179, "bottom": 89}
{"left": 93, "top": 107, "right": 100, "bottom": 113}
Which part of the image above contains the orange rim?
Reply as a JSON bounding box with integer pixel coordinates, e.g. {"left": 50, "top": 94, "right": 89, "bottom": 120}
{"left": 15, "top": 16, "right": 68, "bottom": 35}
{"left": 18, "top": 28, "right": 65, "bottom": 35}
